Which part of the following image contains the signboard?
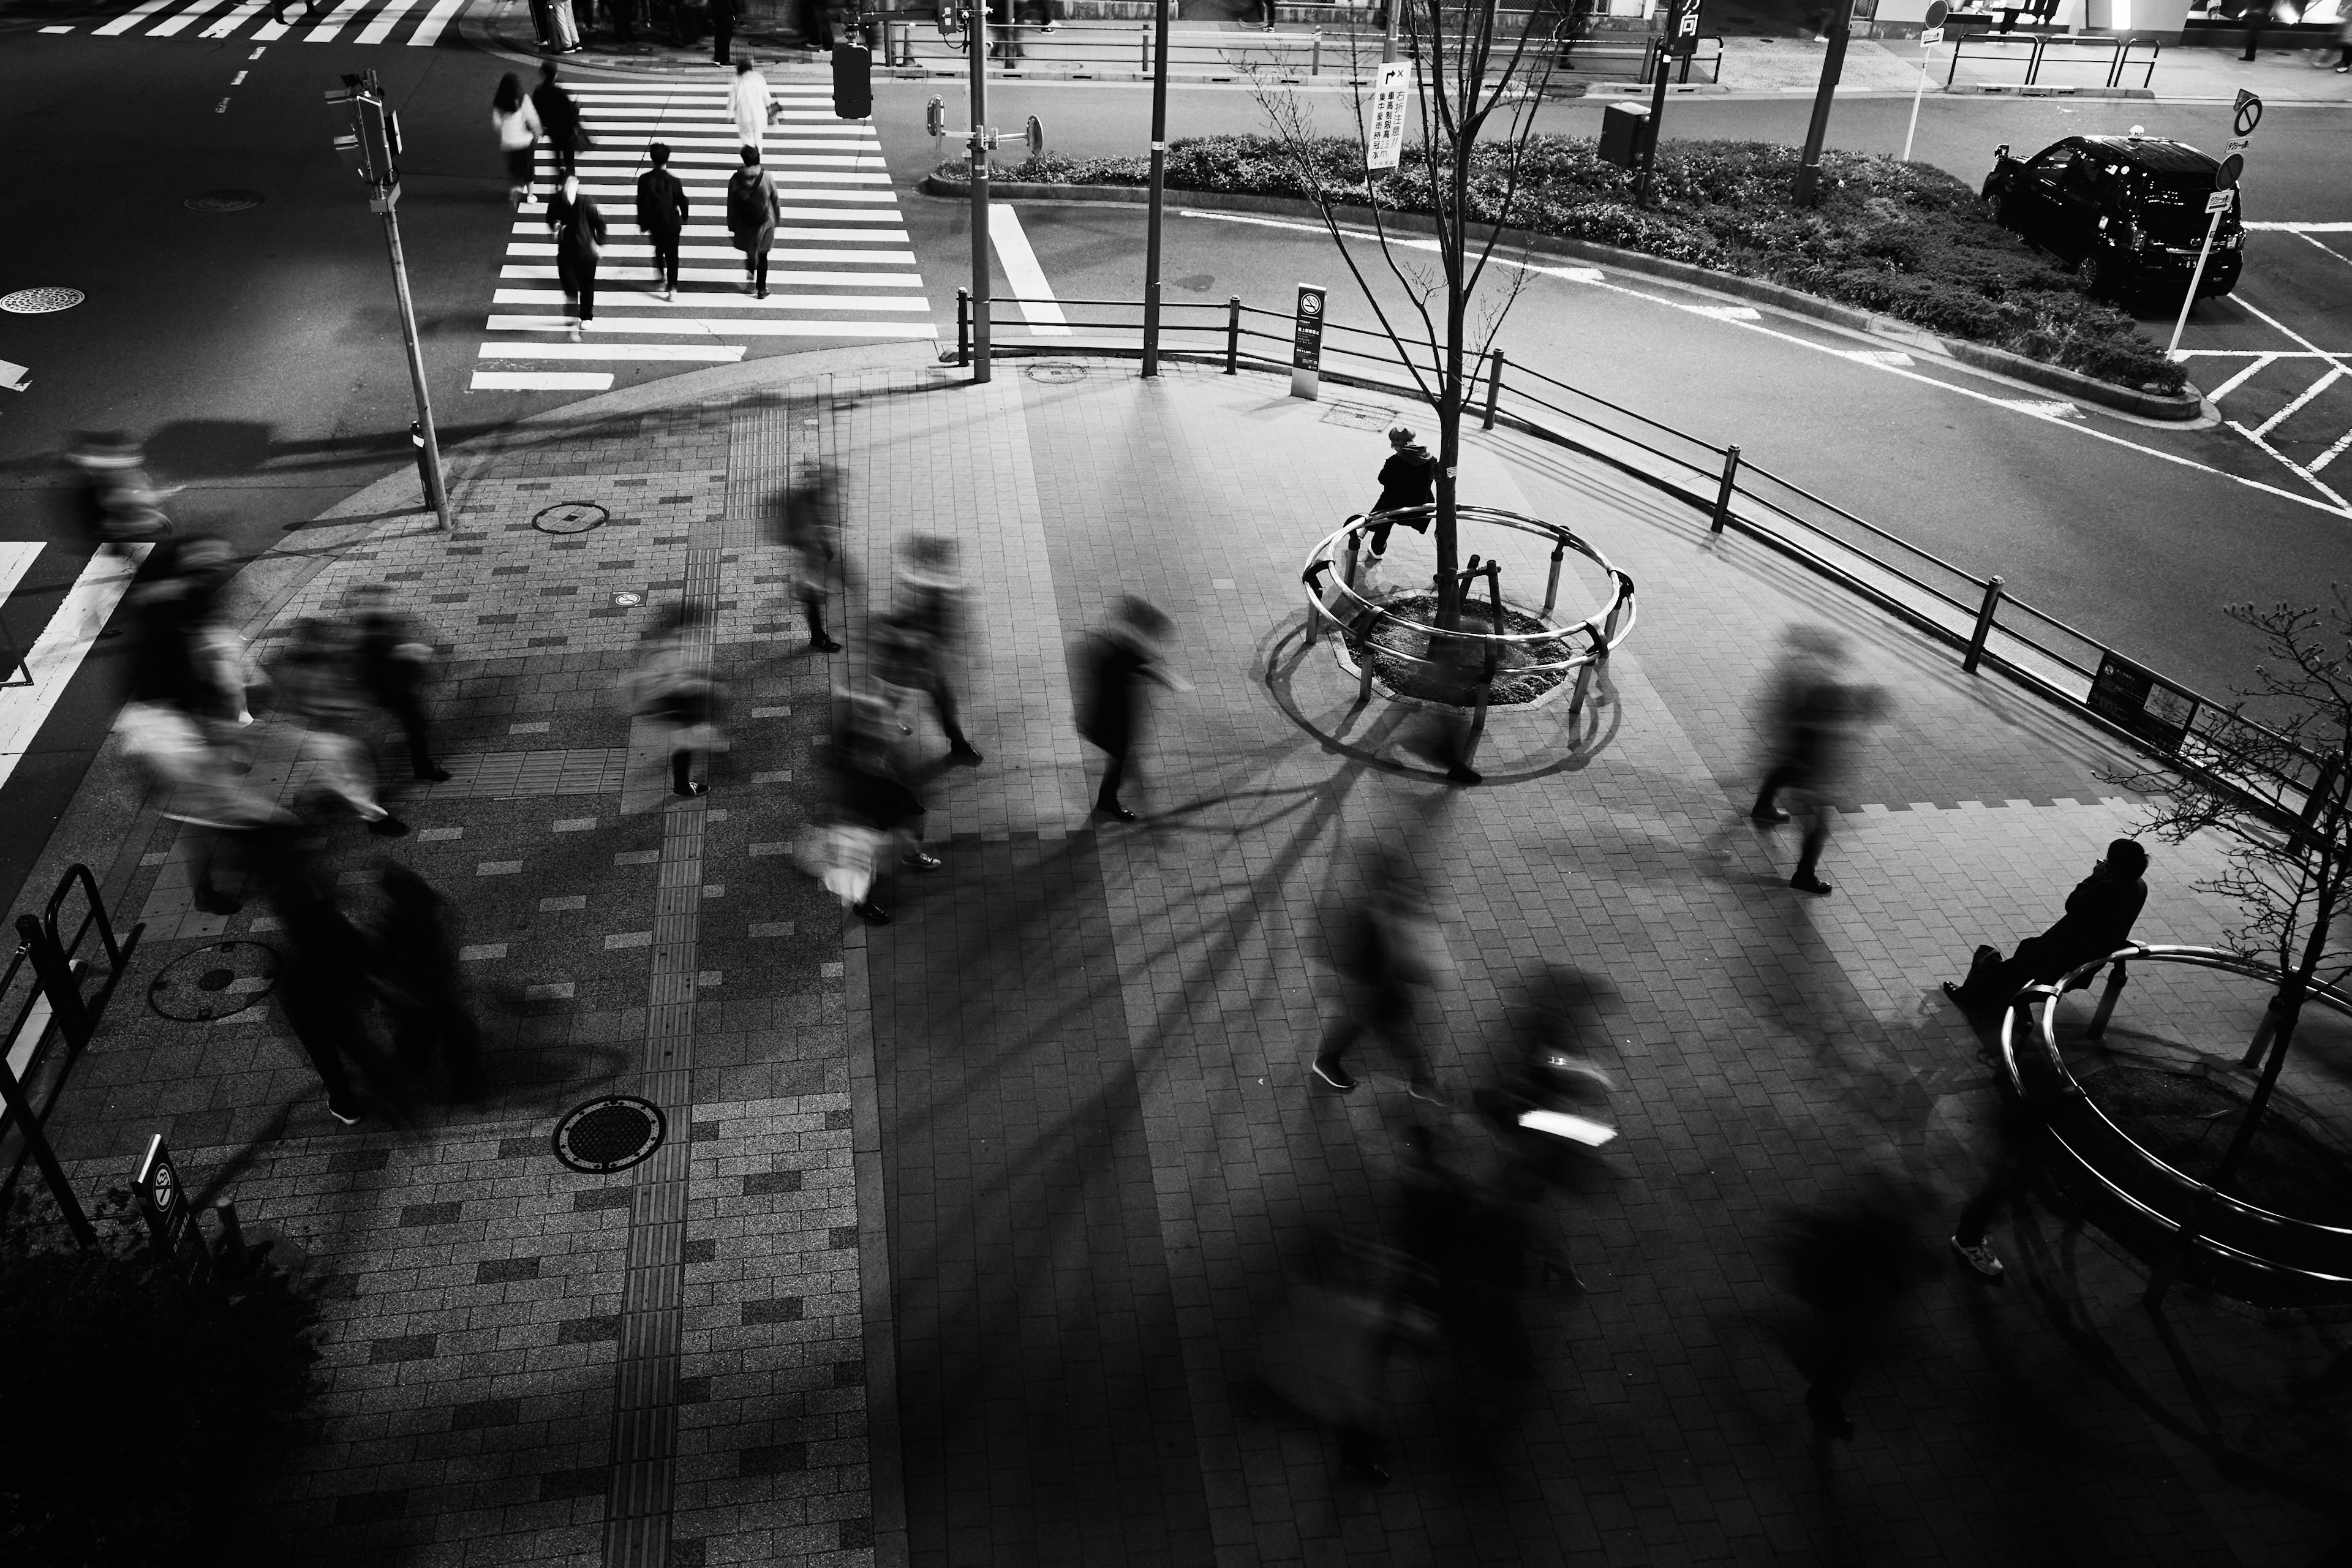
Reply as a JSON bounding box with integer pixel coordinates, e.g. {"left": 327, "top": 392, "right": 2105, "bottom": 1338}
{"left": 1365, "top": 62, "right": 1410, "bottom": 173}
{"left": 1667, "top": 1, "right": 1698, "bottom": 56}
{"left": 1290, "top": 284, "right": 1327, "bottom": 401}
{"left": 2205, "top": 189, "right": 2235, "bottom": 214}
{"left": 2215, "top": 151, "right": 2244, "bottom": 190}
{"left": 1919, "top": 25, "right": 1943, "bottom": 42}
{"left": 134, "top": 1134, "right": 198, "bottom": 1260}
{"left": 2087, "top": 651, "right": 2199, "bottom": 754}
{"left": 2234, "top": 88, "right": 2263, "bottom": 139}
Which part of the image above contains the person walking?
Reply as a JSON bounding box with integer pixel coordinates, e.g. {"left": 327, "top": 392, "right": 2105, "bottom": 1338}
{"left": 547, "top": 173, "right": 606, "bottom": 341}
{"left": 1362, "top": 425, "right": 1436, "bottom": 562}
{"left": 1773, "top": 1172, "right": 1936, "bottom": 1440}
{"left": 1312, "top": 848, "right": 1447, "bottom": 1101}
{"left": 1077, "top": 597, "right": 1189, "bottom": 822}
{"left": 725, "top": 145, "right": 781, "bottom": 298}
{"left": 1944, "top": 837, "right": 2149, "bottom": 1014}
{"left": 625, "top": 603, "right": 726, "bottom": 799}
{"left": 2335, "top": 6, "right": 2350, "bottom": 69}
{"left": 268, "top": 619, "right": 410, "bottom": 837}
{"left": 350, "top": 584, "right": 450, "bottom": 785}
{"left": 371, "top": 866, "right": 487, "bottom": 1104}
{"left": 605, "top": 0, "right": 636, "bottom": 42}
{"left": 884, "top": 534, "right": 981, "bottom": 764}
{"left": 491, "top": 74, "right": 543, "bottom": 210}
{"left": 63, "top": 431, "right": 176, "bottom": 559}
{"left": 775, "top": 462, "right": 845, "bottom": 653}
{"left": 1748, "top": 625, "right": 1883, "bottom": 897}
{"left": 829, "top": 677, "right": 940, "bottom": 925}
{"left": 635, "top": 142, "right": 689, "bottom": 301}
{"left": 710, "top": 0, "right": 739, "bottom": 64}
{"left": 259, "top": 824, "right": 377, "bottom": 1126}
{"left": 531, "top": 62, "right": 585, "bottom": 179}
{"left": 731, "top": 58, "right": 777, "bottom": 153}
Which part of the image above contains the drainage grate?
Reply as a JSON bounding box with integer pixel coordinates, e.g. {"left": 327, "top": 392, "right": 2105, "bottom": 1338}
{"left": 1, "top": 287, "right": 85, "bottom": 315}
{"left": 533, "top": 501, "right": 608, "bottom": 535}
{"left": 1319, "top": 400, "right": 1400, "bottom": 432}
{"left": 554, "top": 1095, "right": 667, "bottom": 1174}
{"left": 148, "top": 941, "right": 279, "bottom": 1021}
{"left": 186, "top": 190, "right": 265, "bottom": 213}
{"left": 1023, "top": 361, "right": 1088, "bottom": 384}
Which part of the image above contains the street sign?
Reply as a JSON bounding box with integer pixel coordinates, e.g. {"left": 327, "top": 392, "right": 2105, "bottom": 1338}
{"left": 1365, "top": 61, "right": 1409, "bottom": 172}
{"left": 133, "top": 1134, "right": 208, "bottom": 1270}
{"left": 1924, "top": 0, "right": 1947, "bottom": 20}
{"left": 1025, "top": 115, "right": 1045, "bottom": 160}
{"left": 1920, "top": 25, "right": 1943, "bottom": 42}
{"left": 1290, "top": 284, "right": 1327, "bottom": 402}
{"left": 2234, "top": 88, "right": 2263, "bottom": 138}
{"left": 1668, "top": 1, "right": 1698, "bottom": 55}
{"left": 2205, "top": 189, "right": 2235, "bottom": 214}
{"left": 2215, "top": 152, "right": 2244, "bottom": 189}
{"left": 2088, "top": 652, "right": 2199, "bottom": 753}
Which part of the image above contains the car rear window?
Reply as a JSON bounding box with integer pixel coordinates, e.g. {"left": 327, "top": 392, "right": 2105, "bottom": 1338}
{"left": 2133, "top": 173, "right": 2229, "bottom": 236}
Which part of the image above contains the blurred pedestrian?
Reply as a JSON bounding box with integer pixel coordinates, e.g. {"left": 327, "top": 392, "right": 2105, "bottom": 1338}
{"left": 1947, "top": 1087, "right": 2038, "bottom": 1280}
{"left": 726, "top": 145, "right": 781, "bottom": 298}
{"left": 125, "top": 534, "right": 241, "bottom": 722}
{"left": 624, "top": 603, "right": 725, "bottom": 799}
{"left": 1312, "top": 847, "right": 1446, "bottom": 1101}
{"left": 115, "top": 701, "right": 285, "bottom": 915}
{"left": 731, "top": 58, "right": 777, "bottom": 153}
{"left": 1773, "top": 1172, "right": 1935, "bottom": 1439}
{"left": 530, "top": 62, "right": 585, "bottom": 179}
{"left": 349, "top": 584, "right": 450, "bottom": 785}
{"left": 986, "top": 0, "right": 1022, "bottom": 59}
{"left": 1362, "top": 424, "right": 1434, "bottom": 560}
{"left": 710, "top": 0, "right": 739, "bottom": 64}
{"left": 257, "top": 823, "right": 376, "bottom": 1126}
{"left": 1256, "top": 1232, "right": 1400, "bottom": 1487}
{"left": 547, "top": 172, "right": 606, "bottom": 341}
{"left": 883, "top": 533, "right": 981, "bottom": 765}
{"left": 1474, "top": 970, "right": 1619, "bottom": 1210}
{"left": 2337, "top": 9, "right": 2351, "bottom": 69}
{"left": 635, "top": 141, "right": 689, "bottom": 301}
{"left": 371, "top": 865, "right": 486, "bottom": 1103}
{"left": 774, "top": 462, "right": 845, "bottom": 653}
{"left": 268, "top": 618, "right": 410, "bottom": 837}
{"left": 63, "top": 431, "right": 176, "bottom": 559}
{"left": 491, "top": 73, "right": 543, "bottom": 209}
{"left": 1077, "top": 596, "right": 1188, "bottom": 822}
{"left": 1945, "top": 837, "right": 2149, "bottom": 1014}
{"left": 1747, "top": 625, "right": 1885, "bottom": 896}
{"left": 829, "top": 678, "right": 939, "bottom": 925}
{"left": 605, "top": 0, "right": 635, "bottom": 42}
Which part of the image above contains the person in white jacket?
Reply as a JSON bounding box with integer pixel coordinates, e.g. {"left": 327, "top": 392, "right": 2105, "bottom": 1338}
{"left": 491, "top": 73, "right": 543, "bottom": 210}
{"left": 731, "top": 58, "right": 775, "bottom": 154}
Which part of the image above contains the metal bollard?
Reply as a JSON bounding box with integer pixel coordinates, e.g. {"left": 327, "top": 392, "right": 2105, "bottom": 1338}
{"left": 1482, "top": 347, "right": 1506, "bottom": 431}
{"left": 2085, "top": 960, "right": 2128, "bottom": 1041}
{"left": 1141, "top": 22, "right": 1150, "bottom": 70}
{"left": 956, "top": 288, "right": 971, "bottom": 367}
{"left": 1224, "top": 295, "right": 1242, "bottom": 374}
{"left": 1568, "top": 636, "right": 1600, "bottom": 719}
{"left": 1542, "top": 537, "right": 1567, "bottom": 616}
{"left": 1709, "top": 443, "right": 1741, "bottom": 533}
{"left": 1962, "top": 575, "right": 2006, "bottom": 674}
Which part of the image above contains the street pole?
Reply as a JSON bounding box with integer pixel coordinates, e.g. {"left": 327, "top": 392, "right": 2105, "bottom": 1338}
{"left": 2166, "top": 202, "right": 2228, "bottom": 358}
{"left": 379, "top": 190, "right": 450, "bottom": 530}
{"left": 1792, "top": 0, "right": 1849, "bottom": 205}
{"left": 1382, "top": 0, "right": 1398, "bottom": 62}
{"left": 968, "top": 4, "right": 992, "bottom": 383}
{"left": 1142, "top": 0, "right": 1171, "bottom": 376}
{"left": 1635, "top": 0, "right": 1677, "bottom": 209}
{"left": 1902, "top": 4, "right": 1948, "bottom": 165}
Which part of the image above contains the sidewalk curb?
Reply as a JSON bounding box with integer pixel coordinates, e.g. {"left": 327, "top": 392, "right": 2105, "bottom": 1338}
{"left": 918, "top": 173, "right": 2205, "bottom": 420}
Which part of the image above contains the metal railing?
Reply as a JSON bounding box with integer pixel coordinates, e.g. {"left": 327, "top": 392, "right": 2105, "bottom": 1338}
{"left": 1948, "top": 31, "right": 2160, "bottom": 89}
{"left": 952, "top": 287, "right": 2335, "bottom": 829}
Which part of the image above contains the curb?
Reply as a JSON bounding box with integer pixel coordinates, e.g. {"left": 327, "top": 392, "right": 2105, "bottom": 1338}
{"left": 918, "top": 173, "right": 2203, "bottom": 420}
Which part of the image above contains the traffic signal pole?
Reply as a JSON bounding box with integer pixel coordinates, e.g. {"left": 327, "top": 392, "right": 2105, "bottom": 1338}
{"left": 969, "top": 8, "right": 992, "bottom": 383}
{"left": 379, "top": 192, "right": 450, "bottom": 530}
{"left": 1792, "top": 2, "right": 1849, "bottom": 205}
{"left": 1142, "top": 0, "right": 1171, "bottom": 376}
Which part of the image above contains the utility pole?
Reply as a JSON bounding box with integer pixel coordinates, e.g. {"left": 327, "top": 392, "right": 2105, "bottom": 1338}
{"left": 1792, "top": 0, "right": 1850, "bottom": 206}
{"left": 968, "top": 4, "right": 993, "bottom": 383}
{"left": 1142, "top": 0, "right": 1172, "bottom": 375}
{"left": 325, "top": 70, "right": 449, "bottom": 530}
{"left": 1635, "top": 0, "right": 1687, "bottom": 208}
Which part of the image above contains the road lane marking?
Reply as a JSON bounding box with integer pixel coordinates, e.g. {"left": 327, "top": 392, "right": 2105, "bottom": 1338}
{"left": 2230, "top": 419, "right": 2352, "bottom": 510}
{"left": 486, "top": 315, "right": 939, "bottom": 338}
{"left": 2205, "top": 355, "right": 2277, "bottom": 401}
{"left": 2313, "top": 428, "right": 2352, "bottom": 475}
{"left": 506, "top": 242, "right": 918, "bottom": 265}
{"left": 0, "top": 547, "right": 151, "bottom": 796}
{"left": 301, "top": 0, "right": 369, "bottom": 39}
{"left": 2253, "top": 366, "right": 2343, "bottom": 439}
{"left": 988, "top": 205, "right": 1069, "bottom": 336}
{"left": 501, "top": 265, "right": 922, "bottom": 287}
{"left": 492, "top": 289, "right": 932, "bottom": 311}
{"left": 354, "top": 0, "right": 423, "bottom": 43}
{"left": 94, "top": 0, "right": 180, "bottom": 33}
{"left": 472, "top": 372, "right": 616, "bottom": 391}
{"left": 149, "top": 0, "right": 235, "bottom": 37}
{"left": 478, "top": 344, "right": 747, "bottom": 361}
{"left": 2244, "top": 222, "right": 2352, "bottom": 232}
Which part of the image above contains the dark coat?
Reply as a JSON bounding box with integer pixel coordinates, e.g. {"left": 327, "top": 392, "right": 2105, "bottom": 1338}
{"left": 2015, "top": 869, "right": 2147, "bottom": 981}
{"left": 530, "top": 80, "right": 582, "bottom": 151}
{"left": 1373, "top": 444, "right": 1436, "bottom": 516}
{"left": 726, "top": 166, "right": 780, "bottom": 252}
{"left": 636, "top": 168, "right": 690, "bottom": 235}
{"left": 548, "top": 192, "right": 607, "bottom": 262}
{"left": 1077, "top": 631, "right": 1152, "bottom": 759}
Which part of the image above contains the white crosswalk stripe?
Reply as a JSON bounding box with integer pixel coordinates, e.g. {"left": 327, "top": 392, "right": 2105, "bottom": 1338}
{"left": 477, "top": 81, "right": 935, "bottom": 392}
{"left": 92, "top": 0, "right": 462, "bottom": 43}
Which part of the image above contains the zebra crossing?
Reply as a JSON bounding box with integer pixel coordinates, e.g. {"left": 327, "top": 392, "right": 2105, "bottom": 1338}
{"left": 87, "top": 0, "right": 466, "bottom": 45}
{"left": 475, "top": 80, "right": 937, "bottom": 393}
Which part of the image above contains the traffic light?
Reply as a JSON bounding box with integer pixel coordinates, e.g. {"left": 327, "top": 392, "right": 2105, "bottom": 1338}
{"left": 832, "top": 40, "right": 872, "bottom": 121}
{"left": 325, "top": 71, "right": 400, "bottom": 188}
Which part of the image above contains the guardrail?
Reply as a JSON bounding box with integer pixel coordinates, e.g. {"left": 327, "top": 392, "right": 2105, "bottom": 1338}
{"left": 951, "top": 287, "right": 2334, "bottom": 829}
{"left": 1948, "top": 31, "right": 2160, "bottom": 89}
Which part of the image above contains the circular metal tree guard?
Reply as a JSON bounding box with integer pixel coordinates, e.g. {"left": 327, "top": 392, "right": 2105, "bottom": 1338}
{"left": 1, "top": 287, "right": 85, "bottom": 315}
{"left": 2000, "top": 943, "right": 2352, "bottom": 1307}
{"left": 148, "top": 941, "right": 278, "bottom": 1022}
{"left": 553, "top": 1094, "right": 667, "bottom": 1175}
{"left": 1302, "top": 504, "right": 1636, "bottom": 724}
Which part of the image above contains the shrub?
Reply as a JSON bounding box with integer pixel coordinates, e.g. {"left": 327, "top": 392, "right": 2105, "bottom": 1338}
{"left": 954, "top": 134, "right": 2187, "bottom": 395}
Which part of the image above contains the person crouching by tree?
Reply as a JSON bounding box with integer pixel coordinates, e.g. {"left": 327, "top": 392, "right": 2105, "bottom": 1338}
{"left": 1362, "top": 425, "right": 1436, "bottom": 567}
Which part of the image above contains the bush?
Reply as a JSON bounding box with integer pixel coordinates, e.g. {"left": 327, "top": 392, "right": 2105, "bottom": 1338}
{"left": 954, "top": 134, "right": 2187, "bottom": 396}
{"left": 0, "top": 1188, "right": 323, "bottom": 1566}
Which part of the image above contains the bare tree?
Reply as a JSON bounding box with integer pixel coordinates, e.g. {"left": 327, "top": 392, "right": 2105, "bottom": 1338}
{"left": 1250, "top": 0, "right": 1556, "bottom": 633}
{"left": 2111, "top": 592, "right": 2352, "bottom": 1205}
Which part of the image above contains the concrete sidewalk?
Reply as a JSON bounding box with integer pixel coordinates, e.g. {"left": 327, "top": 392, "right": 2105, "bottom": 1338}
{"left": 23, "top": 341, "right": 2352, "bottom": 1566}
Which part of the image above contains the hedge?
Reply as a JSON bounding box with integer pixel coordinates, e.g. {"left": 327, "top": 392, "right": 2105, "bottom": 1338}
{"left": 953, "top": 135, "right": 2188, "bottom": 396}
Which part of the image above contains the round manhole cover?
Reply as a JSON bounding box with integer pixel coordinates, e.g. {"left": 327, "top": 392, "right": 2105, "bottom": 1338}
{"left": 186, "top": 189, "right": 265, "bottom": 213}
{"left": 554, "top": 1095, "right": 667, "bottom": 1174}
{"left": 1024, "top": 361, "right": 1087, "bottom": 385}
{"left": 1, "top": 287, "right": 85, "bottom": 315}
{"left": 148, "top": 940, "right": 279, "bottom": 1021}
{"left": 533, "top": 500, "right": 608, "bottom": 535}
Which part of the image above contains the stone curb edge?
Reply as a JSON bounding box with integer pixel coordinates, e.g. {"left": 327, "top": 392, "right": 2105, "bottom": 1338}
{"left": 918, "top": 172, "right": 2204, "bottom": 421}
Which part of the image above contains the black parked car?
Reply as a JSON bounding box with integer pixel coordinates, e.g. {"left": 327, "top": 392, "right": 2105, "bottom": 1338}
{"left": 1982, "top": 133, "right": 2244, "bottom": 303}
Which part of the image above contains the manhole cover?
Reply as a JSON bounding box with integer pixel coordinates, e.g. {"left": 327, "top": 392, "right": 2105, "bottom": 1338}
{"left": 186, "top": 189, "right": 264, "bottom": 213}
{"left": 1023, "top": 361, "right": 1087, "bottom": 384}
{"left": 1320, "top": 400, "right": 1400, "bottom": 432}
{"left": 533, "top": 500, "right": 608, "bottom": 535}
{"left": 1, "top": 287, "right": 85, "bottom": 315}
{"left": 554, "top": 1095, "right": 666, "bottom": 1174}
{"left": 148, "top": 940, "right": 279, "bottom": 1021}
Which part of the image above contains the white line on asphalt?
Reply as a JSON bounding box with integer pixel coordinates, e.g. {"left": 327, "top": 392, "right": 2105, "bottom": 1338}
{"left": 355, "top": 0, "right": 424, "bottom": 43}
{"left": 2230, "top": 419, "right": 2352, "bottom": 510}
{"left": 506, "top": 219, "right": 908, "bottom": 236}
{"left": 2290, "top": 230, "right": 2352, "bottom": 271}
{"left": 2205, "top": 355, "right": 2277, "bottom": 401}
{"left": 2313, "top": 427, "right": 2352, "bottom": 475}
{"left": 988, "top": 206, "right": 1070, "bottom": 336}
{"left": 2233, "top": 294, "right": 2347, "bottom": 366}
{"left": 0, "top": 544, "right": 51, "bottom": 610}
{"left": 471, "top": 372, "right": 616, "bottom": 391}
{"left": 2176, "top": 349, "right": 2335, "bottom": 359}
{"left": 500, "top": 265, "right": 922, "bottom": 287}
{"left": 478, "top": 344, "right": 745, "bottom": 361}
{"left": 0, "top": 547, "right": 150, "bottom": 795}
{"left": 38, "top": 23, "right": 72, "bottom": 29}
{"left": 93, "top": 0, "right": 179, "bottom": 33}
{"left": 2253, "top": 366, "right": 2343, "bottom": 439}
{"left": 301, "top": 0, "right": 368, "bottom": 40}
{"left": 487, "top": 315, "right": 939, "bottom": 338}
{"left": 507, "top": 242, "right": 918, "bottom": 265}
{"left": 1173, "top": 208, "right": 2352, "bottom": 523}
{"left": 2244, "top": 222, "right": 2352, "bottom": 232}
{"left": 149, "top": 0, "right": 232, "bottom": 38}
{"left": 405, "top": 0, "right": 464, "bottom": 43}
{"left": 202, "top": 0, "right": 266, "bottom": 34}
{"left": 493, "top": 289, "right": 932, "bottom": 312}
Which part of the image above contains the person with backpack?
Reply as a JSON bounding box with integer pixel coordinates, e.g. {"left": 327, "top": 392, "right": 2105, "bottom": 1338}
{"left": 634, "top": 142, "right": 689, "bottom": 301}
{"left": 726, "top": 145, "right": 782, "bottom": 298}
{"left": 774, "top": 462, "right": 845, "bottom": 654}
{"left": 625, "top": 602, "right": 725, "bottom": 799}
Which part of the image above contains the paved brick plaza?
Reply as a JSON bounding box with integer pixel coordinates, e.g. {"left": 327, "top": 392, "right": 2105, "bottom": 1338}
{"left": 24, "top": 344, "right": 2350, "bottom": 1566}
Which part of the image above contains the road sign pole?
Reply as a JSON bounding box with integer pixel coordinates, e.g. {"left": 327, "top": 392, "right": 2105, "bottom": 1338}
{"left": 1792, "top": 0, "right": 1850, "bottom": 205}
{"left": 968, "top": 4, "right": 991, "bottom": 384}
{"left": 1635, "top": 1, "right": 1676, "bottom": 208}
{"left": 2166, "top": 202, "right": 2228, "bottom": 358}
{"left": 1142, "top": 0, "right": 1171, "bottom": 377}
{"left": 379, "top": 191, "right": 450, "bottom": 532}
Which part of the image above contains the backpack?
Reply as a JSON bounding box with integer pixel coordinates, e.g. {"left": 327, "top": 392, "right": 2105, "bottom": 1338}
{"left": 727, "top": 171, "right": 766, "bottom": 232}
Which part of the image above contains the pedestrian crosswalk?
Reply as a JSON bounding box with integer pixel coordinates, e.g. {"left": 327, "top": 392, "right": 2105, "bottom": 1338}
{"left": 88, "top": 0, "right": 466, "bottom": 45}
{"left": 475, "top": 80, "right": 937, "bottom": 393}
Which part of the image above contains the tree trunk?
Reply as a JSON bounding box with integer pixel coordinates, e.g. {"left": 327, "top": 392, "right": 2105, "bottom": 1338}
{"left": 2215, "top": 873, "right": 2337, "bottom": 1191}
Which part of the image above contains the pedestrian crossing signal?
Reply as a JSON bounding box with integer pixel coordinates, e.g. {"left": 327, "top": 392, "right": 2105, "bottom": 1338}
{"left": 832, "top": 40, "right": 872, "bottom": 120}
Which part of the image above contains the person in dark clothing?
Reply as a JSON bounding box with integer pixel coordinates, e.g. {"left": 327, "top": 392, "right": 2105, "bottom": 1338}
{"left": 1945, "top": 838, "right": 2150, "bottom": 1013}
{"left": 882, "top": 533, "right": 981, "bottom": 765}
{"left": 1363, "top": 426, "right": 1436, "bottom": 557}
{"left": 726, "top": 145, "right": 782, "bottom": 298}
{"left": 774, "top": 463, "right": 845, "bottom": 653}
{"left": 258, "top": 824, "right": 376, "bottom": 1126}
{"left": 831, "top": 680, "right": 939, "bottom": 925}
{"left": 1774, "top": 1172, "right": 1936, "bottom": 1440}
{"left": 1749, "top": 625, "right": 1885, "bottom": 897}
{"left": 372, "top": 866, "right": 486, "bottom": 1103}
{"left": 1947, "top": 1087, "right": 2038, "bottom": 1280}
{"left": 547, "top": 173, "right": 607, "bottom": 336}
{"left": 349, "top": 584, "right": 448, "bottom": 784}
{"left": 606, "top": 0, "right": 635, "bottom": 40}
{"left": 531, "top": 62, "right": 584, "bottom": 178}
{"left": 710, "top": 0, "right": 738, "bottom": 64}
{"left": 1313, "top": 847, "right": 1444, "bottom": 1101}
{"left": 1078, "top": 597, "right": 1189, "bottom": 822}
{"left": 635, "top": 142, "right": 690, "bottom": 300}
